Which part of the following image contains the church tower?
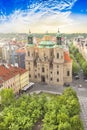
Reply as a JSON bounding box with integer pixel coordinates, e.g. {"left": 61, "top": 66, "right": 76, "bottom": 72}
{"left": 28, "top": 30, "right": 33, "bottom": 44}
{"left": 56, "top": 29, "right": 62, "bottom": 45}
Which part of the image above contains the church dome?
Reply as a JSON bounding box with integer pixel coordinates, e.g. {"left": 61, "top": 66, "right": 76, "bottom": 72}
{"left": 38, "top": 41, "right": 55, "bottom": 48}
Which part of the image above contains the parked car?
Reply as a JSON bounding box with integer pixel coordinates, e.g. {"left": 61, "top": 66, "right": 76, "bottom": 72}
{"left": 84, "top": 79, "right": 87, "bottom": 82}
{"left": 83, "top": 76, "right": 87, "bottom": 80}
{"left": 64, "top": 83, "right": 70, "bottom": 87}
{"left": 74, "top": 75, "right": 79, "bottom": 80}
{"left": 73, "top": 72, "right": 79, "bottom": 76}
{"left": 78, "top": 84, "right": 82, "bottom": 88}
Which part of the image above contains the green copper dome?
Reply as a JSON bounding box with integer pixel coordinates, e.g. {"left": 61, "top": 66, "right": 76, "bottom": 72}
{"left": 39, "top": 41, "right": 55, "bottom": 46}
{"left": 38, "top": 41, "right": 55, "bottom": 48}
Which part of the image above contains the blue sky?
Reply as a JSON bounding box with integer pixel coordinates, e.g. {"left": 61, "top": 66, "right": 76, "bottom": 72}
{"left": 0, "top": 0, "right": 87, "bottom": 33}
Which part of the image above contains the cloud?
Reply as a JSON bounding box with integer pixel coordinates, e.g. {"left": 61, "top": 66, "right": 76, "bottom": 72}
{"left": 0, "top": 0, "right": 82, "bottom": 33}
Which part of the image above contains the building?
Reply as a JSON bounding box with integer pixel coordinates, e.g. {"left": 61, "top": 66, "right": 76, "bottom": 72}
{"left": 16, "top": 47, "right": 26, "bottom": 69}
{"left": 25, "top": 31, "right": 72, "bottom": 86}
{"left": 0, "top": 64, "right": 29, "bottom": 93}
{"left": 73, "top": 36, "right": 87, "bottom": 61}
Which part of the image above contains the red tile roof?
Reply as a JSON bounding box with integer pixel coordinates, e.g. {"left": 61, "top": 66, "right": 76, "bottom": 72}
{"left": 0, "top": 64, "right": 28, "bottom": 83}
{"left": 16, "top": 47, "right": 26, "bottom": 53}
{"left": 64, "top": 52, "right": 72, "bottom": 63}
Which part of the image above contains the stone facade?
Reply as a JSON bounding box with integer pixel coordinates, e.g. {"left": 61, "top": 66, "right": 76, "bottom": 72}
{"left": 25, "top": 31, "right": 72, "bottom": 86}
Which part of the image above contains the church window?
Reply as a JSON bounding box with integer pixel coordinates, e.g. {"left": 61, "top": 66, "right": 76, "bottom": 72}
{"left": 28, "top": 51, "right": 30, "bottom": 56}
{"left": 29, "top": 74, "right": 31, "bottom": 78}
{"left": 57, "top": 65, "right": 59, "bottom": 68}
{"left": 50, "top": 78, "right": 53, "bottom": 81}
{"left": 57, "top": 53, "right": 59, "bottom": 58}
{"left": 57, "top": 78, "right": 59, "bottom": 82}
{"left": 38, "top": 73, "right": 40, "bottom": 77}
{"left": 35, "top": 75, "right": 37, "bottom": 78}
{"left": 67, "top": 71, "right": 70, "bottom": 76}
{"left": 42, "top": 67, "right": 45, "bottom": 72}
{"left": 57, "top": 71, "right": 59, "bottom": 75}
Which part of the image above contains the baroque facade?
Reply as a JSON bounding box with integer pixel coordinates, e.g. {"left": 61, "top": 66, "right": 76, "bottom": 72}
{"left": 25, "top": 31, "right": 72, "bottom": 86}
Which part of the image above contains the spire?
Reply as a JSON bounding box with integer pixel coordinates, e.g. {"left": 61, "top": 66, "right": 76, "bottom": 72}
{"left": 56, "top": 29, "right": 62, "bottom": 45}
{"left": 58, "top": 28, "right": 60, "bottom": 33}
{"left": 28, "top": 29, "right": 33, "bottom": 44}
{"left": 29, "top": 29, "right": 31, "bottom": 34}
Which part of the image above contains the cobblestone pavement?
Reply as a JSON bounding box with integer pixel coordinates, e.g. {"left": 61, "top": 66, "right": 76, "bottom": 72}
{"left": 78, "top": 96, "right": 87, "bottom": 130}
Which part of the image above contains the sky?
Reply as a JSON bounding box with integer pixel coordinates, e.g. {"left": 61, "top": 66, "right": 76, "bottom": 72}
{"left": 0, "top": 0, "right": 87, "bottom": 33}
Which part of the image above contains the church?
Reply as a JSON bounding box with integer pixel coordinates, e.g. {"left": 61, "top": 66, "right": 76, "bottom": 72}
{"left": 25, "top": 31, "right": 72, "bottom": 86}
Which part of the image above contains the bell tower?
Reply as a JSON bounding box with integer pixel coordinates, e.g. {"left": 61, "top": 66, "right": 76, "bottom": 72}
{"left": 28, "top": 30, "right": 33, "bottom": 44}
{"left": 56, "top": 29, "right": 62, "bottom": 45}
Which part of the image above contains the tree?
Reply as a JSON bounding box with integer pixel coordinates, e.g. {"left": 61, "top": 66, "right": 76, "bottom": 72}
{"left": 58, "top": 122, "right": 71, "bottom": 130}
{"left": 82, "top": 61, "right": 87, "bottom": 76}
{"left": 0, "top": 88, "right": 15, "bottom": 108}
{"left": 72, "top": 61, "right": 80, "bottom": 74}
{"left": 70, "top": 115, "right": 84, "bottom": 130}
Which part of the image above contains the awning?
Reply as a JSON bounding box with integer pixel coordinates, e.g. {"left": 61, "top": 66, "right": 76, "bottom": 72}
{"left": 21, "top": 82, "right": 35, "bottom": 91}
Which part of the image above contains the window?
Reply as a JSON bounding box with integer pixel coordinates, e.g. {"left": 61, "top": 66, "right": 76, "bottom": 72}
{"left": 57, "top": 53, "right": 59, "bottom": 58}
{"left": 0, "top": 84, "right": 2, "bottom": 88}
{"left": 35, "top": 75, "right": 37, "bottom": 78}
{"left": 28, "top": 51, "right": 30, "bottom": 56}
{"left": 67, "top": 71, "right": 70, "bottom": 76}
{"left": 50, "top": 71, "right": 52, "bottom": 74}
{"left": 57, "top": 65, "right": 59, "bottom": 68}
{"left": 29, "top": 74, "right": 31, "bottom": 78}
{"left": 42, "top": 67, "right": 45, "bottom": 72}
{"left": 57, "top": 71, "right": 59, "bottom": 75}
{"left": 57, "top": 78, "right": 59, "bottom": 82}
{"left": 50, "top": 78, "right": 52, "bottom": 81}
{"left": 38, "top": 73, "right": 40, "bottom": 77}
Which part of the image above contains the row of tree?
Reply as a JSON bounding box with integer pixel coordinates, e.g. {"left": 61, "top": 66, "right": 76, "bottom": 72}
{"left": 0, "top": 88, "right": 84, "bottom": 130}
{"left": 0, "top": 89, "right": 47, "bottom": 130}
{"left": 42, "top": 87, "right": 83, "bottom": 130}
{"left": 69, "top": 45, "right": 80, "bottom": 75}
{"left": 69, "top": 44, "right": 87, "bottom": 76}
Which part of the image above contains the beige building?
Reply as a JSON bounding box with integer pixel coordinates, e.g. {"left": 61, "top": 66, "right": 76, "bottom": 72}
{"left": 25, "top": 31, "right": 72, "bottom": 86}
{"left": 0, "top": 64, "right": 29, "bottom": 93}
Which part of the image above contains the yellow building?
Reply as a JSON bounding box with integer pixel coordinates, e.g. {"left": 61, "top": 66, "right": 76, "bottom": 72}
{"left": 0, "top": 64, "right": 29, "bottom": 93}
{"left": 25, "top": 31, "right": 72, "bottom": 86}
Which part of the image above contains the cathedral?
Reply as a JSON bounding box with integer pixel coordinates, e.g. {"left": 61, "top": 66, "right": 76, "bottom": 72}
{"left": 25, "top": 31, "right": 72, "bottom": 86}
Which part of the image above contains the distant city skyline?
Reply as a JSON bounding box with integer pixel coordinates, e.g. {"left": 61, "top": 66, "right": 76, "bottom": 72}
{"left": 0, "top": 0, "right": 87, "bottom": 33}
